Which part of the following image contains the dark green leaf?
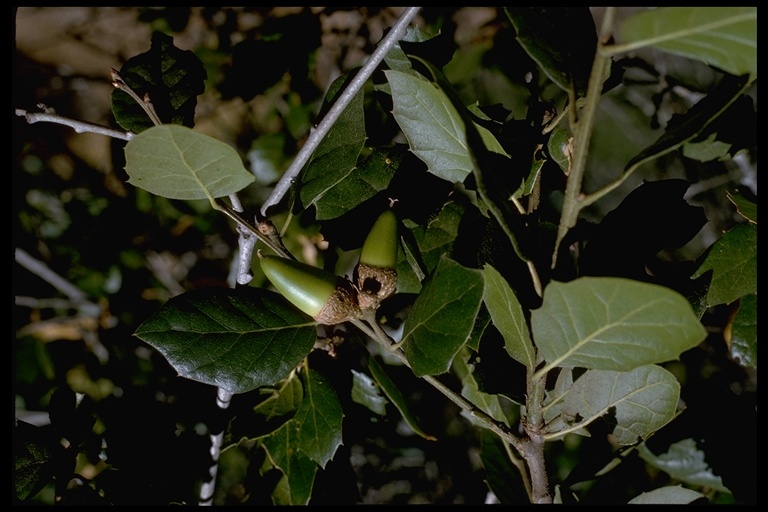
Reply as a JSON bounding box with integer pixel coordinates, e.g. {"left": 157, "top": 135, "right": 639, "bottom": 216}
{"left": 351, "top": 369, "right": 388, "bottom": 416}
{"left": 533, "top": 277, "right": 707, "bottom": 374}
{"left": 253, "top": 372, "right": 304, "bottom": 422}
{"left": 112, "top": 31, "right": 206, "bottom": 132}
{"left": 560, "top": 365, "right": 680, "bottom": 445}
{"left": 692, "top": 222, "right": 757, "bottom": 306}
{"left": 453, "top": 353, "right": 509, "bottom": 428}
{"left": 727, "top": 190, "right": 757, "bottom": 224}
{"left": 293, "top": 369, "right": 343, "bottom": 469}
{"left": 262, "top": 424, "right": 317, "bottom": 505}
{"left": 134, "top": 287, "right": 316, "bottom": 394}
{"left": 505, "top": 7, "right": 597, "bottom": 95}
{"left": 479, "top": 430, "right": 529, "bottom": 504}
{"left": 402, "top": 256, "right": 485, "bottom": 376}
{"left": 396, "top": 200, "right": 465, "bottom": 293}
{"left": 730, "top": 294, "right": 756, "bottom": 368}
{"left": 618, "top": 7, "right": 757, "bottom": 79}
{"left": 124, "top": 125, "right": 255, "bottom": 200}
{"left": 299, "top": 73, "right": 366, "bottom": 218}
{"left": 367, "top": 355, "right": 436, "bottom": 441}
{"left": 482, "top": 264, "right": 536, "bottom": 369}
{"left": 638, "top": 438, "right": 730, "bottom": 493}
{"left": 310, "top": 147, "right": 399, "bottom": 220}
{"left": 547, "top": 125, "right": 572, "bottom": 174}
{"left": 385, "top": 69, "right": 507, "bottom": 183}
{"left": 624, "top": 74, "right": 751, "bottom": 175}
{"left": 14, "top": 421, "right": 55, "bottom": 501}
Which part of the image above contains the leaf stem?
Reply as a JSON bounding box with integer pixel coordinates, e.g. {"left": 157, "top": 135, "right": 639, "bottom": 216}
{"left": 551, "top": 7, "right": 616, "bottom": 268}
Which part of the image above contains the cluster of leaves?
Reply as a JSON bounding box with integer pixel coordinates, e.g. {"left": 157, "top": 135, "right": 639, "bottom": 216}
{"left": 14, "top": 7, "right": 755, "bottom": 505}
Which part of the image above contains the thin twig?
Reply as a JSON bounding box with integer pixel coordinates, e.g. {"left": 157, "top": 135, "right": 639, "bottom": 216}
{"left": 260, "top": 7, "right": 423, "bottom": 217}
{"left": 15, "top": 108, "right": 134, "bottom": 141}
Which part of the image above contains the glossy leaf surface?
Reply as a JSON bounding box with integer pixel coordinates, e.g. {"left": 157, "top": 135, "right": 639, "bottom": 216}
{"left": 134, "top": 287, "right": 316, "bottom": 394}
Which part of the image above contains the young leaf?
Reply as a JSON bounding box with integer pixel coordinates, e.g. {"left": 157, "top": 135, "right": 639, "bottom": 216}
{"left": 299, "top": 73, "right": 366, "bottom": 219}
{"left": 401, "top": 256, "right": 485, "bottom": 377}
{"left": 691, "top": 222, "right": 757, "bottom": 307}
{"left": 261, "top": 424, "right": 317, "bottom": 505}
{"left": 532, "top": 277, "right": 707, "bottom": 375}
{"left": 618, "top": 7, "right": 757, "bottom": 79}
{"left": 385, "top": 69, "right": 507, "bottom": 184}
{"left": 367, "top": 355, "right": 436, "bottom": 441}
{"left": 482, "top": 264, "right": 536, "bottom": 369}
{"left": 351, "top": 369, "right": 388, "bottom": 416}
{"left": 111, "top": 31, "right": 207, "bottom": 133}
{"left": 292, "top": 369, "right": 343, "bottom": 469}
{"left": 134, "top": 287, "right": 316, "bottom": 394}
{"left": 638, "top": 438, "right": 730, "bottom": 493}
{"left": 560, "top": 365, "right": 680, "bottom": 445}
{"left": 124, "top": 125, "right": 255, "bottom": 200}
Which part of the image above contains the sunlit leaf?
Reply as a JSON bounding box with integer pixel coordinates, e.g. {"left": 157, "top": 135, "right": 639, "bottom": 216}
{"left": 402, "top": 256, "right": 484, "bottom": 376}
{"left": 618, "top": 7, "right": 757, "bottom": 79}
{"left": 386, "top": 69, "right": 507, "bottom": 183}
{"left": 691, "top": 222, "right": 757, "bottom": 306}
{"left": 299, "top": 73, "right": 367, "bottom": 218}
{"left": 111, "top": 31, "right": 207, "bottom": 132}
{"left": 533, "top": 277, "right": 706, "bottom": 374}
{"left": 628, "top": 485, "right": 706, "bottom": 505}
{"left": 124, "top": 124, "right": 255, "bottom": 200}
{"left": 351, "top": 369, "right": 388, "bottom": 416}
{"left": 729, "top": 293, "right": 756, "bottom": 368}
{"left": 638, "top": 438, "right": 730, "bottom": 493}
{"left": 293, "top": 369, "right": 343, "bottom": 469}
{"left": 134, "top": 287, "right": 316, "bottom": 394}
{"left": 560, "top": 365, "right": 680, "bottom": 445}
{"left": 482, "top": 264, "right": 536, "bottom": 369}
{"left": 367, "top": 355, "right": 436, "bottom": 441}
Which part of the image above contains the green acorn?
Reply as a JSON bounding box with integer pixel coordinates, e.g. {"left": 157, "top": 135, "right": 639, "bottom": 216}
{"left": 260, "top": 255, "right": 361, "bottom": 325}
{"left": 354, "top": 209, "right": 399, "bottom": 311}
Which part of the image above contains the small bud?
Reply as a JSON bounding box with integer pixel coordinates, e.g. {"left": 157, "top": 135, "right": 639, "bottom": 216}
{"left": 260, "top": 255, "right": 361, "bottom": 324}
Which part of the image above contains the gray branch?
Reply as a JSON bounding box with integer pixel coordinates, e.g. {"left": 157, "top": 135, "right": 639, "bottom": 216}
{"left": 259, "top": 7, "right": 422, "bottom": 217}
